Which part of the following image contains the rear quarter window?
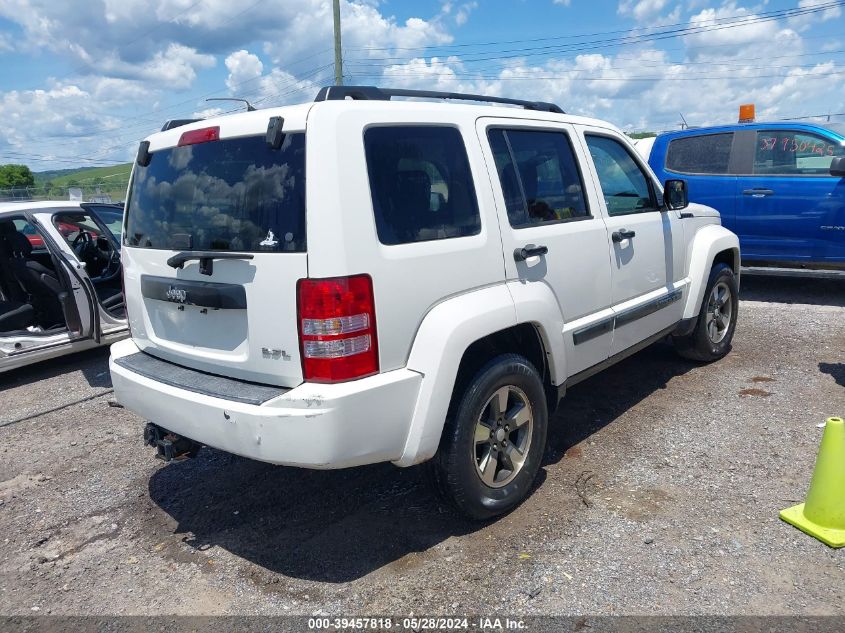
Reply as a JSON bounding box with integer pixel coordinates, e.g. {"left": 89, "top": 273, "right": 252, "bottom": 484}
{"left": 364, "top": 126, "right": 481, "bottom": 245}
{"left": 665, "top": 133, "right": 734, "bottom": 175}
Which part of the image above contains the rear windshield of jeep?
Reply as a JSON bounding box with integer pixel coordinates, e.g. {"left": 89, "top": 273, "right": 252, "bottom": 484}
{"left": 125, "top": 133, "right": 305, "bottom": 252}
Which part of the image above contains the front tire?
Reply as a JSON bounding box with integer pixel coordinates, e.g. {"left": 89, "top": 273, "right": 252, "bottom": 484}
{"left": 427, "top": 354, "right": 548, "bottom": 520}
{"left": 673, "top": 263, "right": 738, "bottom": 362}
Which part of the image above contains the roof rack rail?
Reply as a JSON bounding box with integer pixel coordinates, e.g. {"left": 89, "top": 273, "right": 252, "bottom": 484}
{"left": 313, "top": 85, "right": 564, "bottom": 114}
{"left": 161, "top": 118, "right": 202, "bottom": 132}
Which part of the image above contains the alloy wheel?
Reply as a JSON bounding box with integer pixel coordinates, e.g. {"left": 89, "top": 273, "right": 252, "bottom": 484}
{"left": 706, "top": 281, "right": 733, "bottom": 344}
{"left": 472, "top": 385, "right": 534, "bottom": 488}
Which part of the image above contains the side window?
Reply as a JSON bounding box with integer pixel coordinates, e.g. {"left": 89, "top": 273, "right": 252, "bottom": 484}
{"left": 666, "top": 133, "right": 734, "bottom": 175}
{"left": 364, "top": 126, "right": 481, "bottom": 245}
{"left": 585, "top": 135, "right": 656, "bottom": 217}
{"left": 487, "top": 128, "right": 589, "bottom": 228}
{"left": 754, "top": 130, "right": 845, "bottom": 175}
{"left": 53, "top": 213, "right": 101, "bottom": 245}
{"left": 10, "top": 219, "right": 47, "bottom": 252}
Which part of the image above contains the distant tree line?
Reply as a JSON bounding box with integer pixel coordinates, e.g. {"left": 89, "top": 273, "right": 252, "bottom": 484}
{"left": 0, "top": 164, "right": 35, "bottom": 189}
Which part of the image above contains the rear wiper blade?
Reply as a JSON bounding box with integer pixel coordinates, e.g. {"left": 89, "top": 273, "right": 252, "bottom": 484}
{"left": 166, "top": 251, "right": 255, "bottom": 276}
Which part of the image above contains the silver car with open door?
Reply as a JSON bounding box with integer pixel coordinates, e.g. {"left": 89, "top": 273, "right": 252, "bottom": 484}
{"left": 0, "top": 201, "right": 128, "bottom": 372}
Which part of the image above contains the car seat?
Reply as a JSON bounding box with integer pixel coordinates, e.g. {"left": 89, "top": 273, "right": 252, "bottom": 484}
{"left": 392, "top": 170, "right": 432, "bottom": 241}
{"left": 0, "top": 300, "right": 34, "bottom": 332}
{"left": 0, "top": 221, "right": 64, "bottom": 327}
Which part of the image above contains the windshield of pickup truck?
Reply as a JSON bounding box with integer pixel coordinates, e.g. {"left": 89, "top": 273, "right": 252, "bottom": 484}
{"left": 124, "top": 132, "right": 305, "bottom": 252}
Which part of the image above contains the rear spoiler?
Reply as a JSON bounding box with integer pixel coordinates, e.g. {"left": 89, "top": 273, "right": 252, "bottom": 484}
{"left": 161, "top": 119, "right": 203, "bottom": 131}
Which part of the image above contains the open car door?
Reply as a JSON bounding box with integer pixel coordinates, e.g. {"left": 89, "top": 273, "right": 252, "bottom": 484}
{"left": 0, "top": 212, "right": 96, "bottom": 365}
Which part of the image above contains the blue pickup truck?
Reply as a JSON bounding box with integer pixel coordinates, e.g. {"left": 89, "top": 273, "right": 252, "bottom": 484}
{"left": 645, "top": 121, "right": 845, "bottom": 269}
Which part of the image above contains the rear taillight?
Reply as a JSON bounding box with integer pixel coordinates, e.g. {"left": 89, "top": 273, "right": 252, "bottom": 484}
{"left": 297, "top": 275, "right": 378, "bottom": 383}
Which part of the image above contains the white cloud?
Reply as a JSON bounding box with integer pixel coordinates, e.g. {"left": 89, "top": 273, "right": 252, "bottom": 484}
{"left": 2, "top": 0, "right": 844, "bottom": 171}
{"left": 790, "top": 0, "right": 843, "bottom": 29}
{"left": 802, "top": 0, "right": 843, "bottom": 20}
{"left": 220, "top": 50, "right": 320, "bottom": 107}
{"left": 684, "top": 4, "right": 783, "bottom": 55}
{"left": 263, "top": 0, "right": 453, "bottom": 68}
{"left": 618, "top": 0, "right": 669, "bottom": 21}
{"left": 225, "top": 50, "right": 264, "bottom": 92}
{"left": 0, "top": 83, "right": 126, "bottom": 165}
{"left": 454, "top": 2, "right": 478, "bottom": 26}
{"left": 371, "top": 25, "right": 845, "bottom": 134}
{"left": 191, "top": 106, "right": 224, "bottom": 118}
{"left": 141, "top": 44, "right": 216, "bottom": 89}
{"left": 0, "top": 0, "right": 457, "bottom": 168}
{"left": 0, "top": 1, "right": 452, "bottom": 86}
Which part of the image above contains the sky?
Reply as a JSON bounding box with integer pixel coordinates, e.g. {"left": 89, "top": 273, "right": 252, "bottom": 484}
{"left": 0, "top": 0, "right": 844, "bottom": 172}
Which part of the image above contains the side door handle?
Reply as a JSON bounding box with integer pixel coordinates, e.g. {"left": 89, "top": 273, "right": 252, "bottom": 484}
{"left": 513, "top": 244, "right": 548, "bottom": 262}
{"left": 742, "top": 188, "right": 774, "bottom": 197}
{"left": 611, "top": 229, "right": 636, "bottom": 243}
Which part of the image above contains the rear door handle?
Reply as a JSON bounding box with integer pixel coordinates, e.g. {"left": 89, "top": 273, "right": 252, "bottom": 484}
{"left": 742, "top": 188, "right": 774, "bottom": 197}
{"left": 611, "top": 229, "right": 636, "bottom": 243}
{"left": 513, "top": 244, "right": 548, "bottom": 262}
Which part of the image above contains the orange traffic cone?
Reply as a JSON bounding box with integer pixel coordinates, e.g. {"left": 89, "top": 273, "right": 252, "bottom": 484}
{"left": 780, "top": 417, "right": 845, "bottom": 548}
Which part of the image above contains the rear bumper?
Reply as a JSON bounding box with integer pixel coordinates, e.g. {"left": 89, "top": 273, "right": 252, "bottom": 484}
{"left": 109, "top": 338, "right": 422, "bottom": 469}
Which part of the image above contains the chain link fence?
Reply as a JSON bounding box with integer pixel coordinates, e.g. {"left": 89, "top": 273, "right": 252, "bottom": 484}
{"left": 0, "top": 181, "right": 130, "bottom": 204}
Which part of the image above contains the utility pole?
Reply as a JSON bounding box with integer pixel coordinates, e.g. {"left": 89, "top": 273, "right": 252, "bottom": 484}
{"left": 333, "top": 0, "right": 343, "bottom": 85}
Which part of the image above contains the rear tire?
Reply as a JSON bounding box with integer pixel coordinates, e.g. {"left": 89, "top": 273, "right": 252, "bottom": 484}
{"left": 427, "top": 354, "right": 548, "bottom": 520}
{"left": 672, "top": 263, "right": 738, "bottom": 362}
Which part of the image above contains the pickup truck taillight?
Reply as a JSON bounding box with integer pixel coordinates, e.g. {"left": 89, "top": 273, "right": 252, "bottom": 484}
{"left": 297, "top": 275, "right": 378, "bottom": 383}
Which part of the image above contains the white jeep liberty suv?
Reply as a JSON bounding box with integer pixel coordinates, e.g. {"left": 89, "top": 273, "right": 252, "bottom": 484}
{"left": 110, "top": 86, "right": 740, "bottom": 519}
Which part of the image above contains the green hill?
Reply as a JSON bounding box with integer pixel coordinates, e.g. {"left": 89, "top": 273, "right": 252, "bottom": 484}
{"left": 30, "top": 163, "right": 132, "bottom": 201}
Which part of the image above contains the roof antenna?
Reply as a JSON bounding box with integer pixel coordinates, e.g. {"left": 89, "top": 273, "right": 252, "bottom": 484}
{"left": 678, "top": 113, "right": 688, "bottom": 130}
{"left": 205, "top": 97, "right": 256, "bottom": 112}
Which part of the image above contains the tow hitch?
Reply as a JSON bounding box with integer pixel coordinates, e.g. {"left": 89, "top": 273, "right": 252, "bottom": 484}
{"left": 143, "top": 423, "right": 201, "bottom": 462}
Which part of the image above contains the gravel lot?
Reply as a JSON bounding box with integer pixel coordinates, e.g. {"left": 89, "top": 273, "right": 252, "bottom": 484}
{"left": 0, "top": 274, "right": 843, "bottom": 617}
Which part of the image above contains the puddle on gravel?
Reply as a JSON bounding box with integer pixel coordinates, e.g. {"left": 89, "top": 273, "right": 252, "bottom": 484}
{"left": 739, "top": 388, "right": 772, "bottom": 397}
{"left": 564, "top": 445, "right": 583, "bottom": 459}
{"left": 28, "top": 515, "right": 121, "bottom": 565}
{"left": 751, "top": 376, "right": 775, "bottom": 383}
{"left": 603, "top": 487, "right": 674, "bottom": 522}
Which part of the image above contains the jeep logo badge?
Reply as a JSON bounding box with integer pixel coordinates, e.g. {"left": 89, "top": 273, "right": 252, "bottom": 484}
{"left": 165, "top": 286, "right": 187, "bottom": 303}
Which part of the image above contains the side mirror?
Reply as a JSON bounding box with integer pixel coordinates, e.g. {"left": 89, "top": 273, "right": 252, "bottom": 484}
{"left": 664, "top": 179, "right": 688, "bottom": 211}
{"left": 830, "top": 156, "right": 845, "bottom": 177}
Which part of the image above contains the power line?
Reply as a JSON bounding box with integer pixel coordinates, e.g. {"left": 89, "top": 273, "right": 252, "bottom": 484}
{"left": 350, "top": 59, "right": 845, "bottom": 79}
{"left": 347, "top": 2, "right": 845, "bottom": 65}
{"left": 0, "top": 152, "right": 125, "bottom": 166}
{"left": 348, "top": 68, "right": 845, "bottom": 82}
{"left": 347, "top": 1, "right": 844, "bottom": 54}
{"left": 80, "top": 61, "right": 334, "bottom": 163}
{"left": 17, "top": 2, "right": 843, "bottom": 155}
{"left": 18, "top": 58, "right": 335, "bottom": 159}
{"left": 346, "top": 48, "right": 845, "bottom": 75}
{"left": 7, "top": 0, "right": 845, "bottom": 171}
{"left": 7, "top": 1, "right": 310, "bottom": 151}
{"left": 779, "top": 111, "right": 845, "bottom": 121}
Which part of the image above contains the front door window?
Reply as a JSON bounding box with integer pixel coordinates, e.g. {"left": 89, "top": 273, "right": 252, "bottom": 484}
{"left": 584, "top": 135, "right": 657, "bottom": 216}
